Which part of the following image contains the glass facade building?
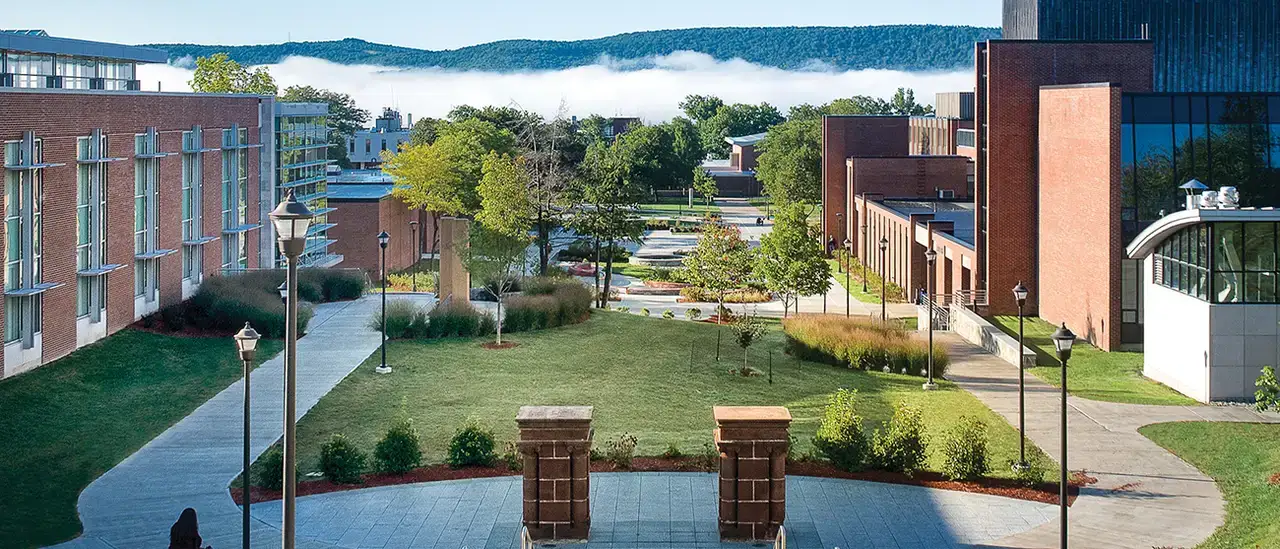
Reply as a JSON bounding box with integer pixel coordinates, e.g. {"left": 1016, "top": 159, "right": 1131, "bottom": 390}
{"left": 274, "top": 103, "right": 337, "bottom": 267}
{"left": 0, "top": 30, "right": 163, "bottom": 90}
{"left": 1003, "top": 0, "right": 1279, "bottom": 92}
{"left": 1153, "top": 222, "right": 1280, "bottom": 304}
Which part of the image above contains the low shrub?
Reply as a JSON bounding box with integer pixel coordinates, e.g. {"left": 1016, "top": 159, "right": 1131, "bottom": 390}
{"left": 639, "top": 308, "right": 651, "bottom": 317}
{"left": 447, "top": 420, "right": 497, "bottom": 468}
{"left": 679, "top": 286, "right": 772, "bottom": 304}
{"left": 782, "top": 315, "right": 948, "bottom": 377}
{"left": 308, "top": 269, "right": 367, "bottom": 301}
{"left": 1010, "top": 456, "right": 1048, "bottom": 487}
{"left": 698, "top": 442, "right": 719, "bottom": 471}
{"left": 662, "top": 443, "right": 684, "bottom": 459}
{"left": 941, "top": 416, "right": 989, "bottom": 481}
{"left": 187, "top": 275, "right": 314, "bottom": 337}
{"left": 368, "top": 300, "right": 422, "bottom": 339}
{"left": 813, "top": 389, "right": 872, "bottom": 472}
{"left": 502, "top": 441, "right": 523, "bottom": 471}
{"left": 1256, "top": 366, "right": 1280, "bottom": 413}
{"left": 374, "top": 417, "right": 423, "bottom": 474}
{"left": 685, "top": 308, "right": 702, "bottom": 321}
{"left": 503, "top": 279, "right": 592, "bottom": 333}
{"left": 385, "top": 272, "right": 435, "bottom": 293}
{"left": 662, "top": 309, "right": 675, "bottom": 319}
{"left": 256, "top": 445, "right": 285, "bottom": 490}
{"left": 834, "top": 253, "right": 906, "bottom": 302}
{"left": 616, "top": 306, "right": 630, "bottom": 313}
{"left": 423, "top": 301, "right": 495, "bottom": 339}
{"left": 319, "top": 434, "right": 367, "bottom": 484}
{"left": 871, "top": 402, "right": 928, "bottom": 475}
{"left": 606, "top": 433, "right": 639, "bottom": 469}
{"left": 647, "top": 267, "right": 688, "bottom": 283}
{"left": 556, "top": 238, "right": 630, "bottom": 263}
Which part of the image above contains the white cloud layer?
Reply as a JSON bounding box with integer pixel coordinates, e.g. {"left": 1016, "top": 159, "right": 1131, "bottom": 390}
{"left": 138, "top": 52, "right": 972, "bottom": 122}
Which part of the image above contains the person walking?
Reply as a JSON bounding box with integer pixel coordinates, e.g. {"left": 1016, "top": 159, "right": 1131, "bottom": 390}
{"left": 169, "top": 508, "right": 211, "bottom": 549}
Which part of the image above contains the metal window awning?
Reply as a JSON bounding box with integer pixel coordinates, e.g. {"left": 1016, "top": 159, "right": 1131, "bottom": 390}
{"left": 222, "top": 144, "right": 264, "bottom": 150}
{"left": 76, "top": 157, "right": 128, "bottom": 164}
{"left": 133, "top": 152, "right": 177, "bottom": 159}
{"left": 182, "top": 147, "right": 220, "bottom": 154}
{"left": 221, "top": 223, "right": 262, "bottom": 235}
{"left": 4, "top": 162, "right": 67, "bottom": 170}
{"left": 135, "top": 249, "right": 178, "bottom": 260}
{"left": 311, "top": 207, "right": 337, "bottom": 216}
{"left": 182, "top": 236, "right": 220, "bottom": 246}
{"left": 305, "top": 223, "right": 336, "bottom": 237}
{"left": 5, "top": 282, "right": 63, "bottom": 296}
{"left": 280, "top": 175, "right": 327, "bottom": 189}
{"left": 77, "top": 264, "right": 125, "bottom": 276}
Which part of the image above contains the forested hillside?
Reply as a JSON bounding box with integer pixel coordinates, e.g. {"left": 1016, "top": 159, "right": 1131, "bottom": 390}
{"left": 148, "top": 25, "right": 998, "bottom": 72}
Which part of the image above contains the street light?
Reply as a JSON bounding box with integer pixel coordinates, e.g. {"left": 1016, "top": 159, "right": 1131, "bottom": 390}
{"left": 1051, "top": 322, "right": 1077, "bottom": 549}
{"left": 233, "top": 322, "right": 260, "bottom": 549}
{"left": 408, "top": 220, "right": 420, "bottom": 292}
{"left": 843, "top": 238, "right": 852, "bottom": 318}
{"left": 923, "top": 249, "right": 938, "bottom": 391}
{"left": 861, "top": 222, "right": 869, "bottom": 292}
{"left": 268, "top": 188, "right": 313, "bottom": 549}
{"left": 376, "top": 231, "right": 392, "bottom": 375}
{"left": 835, "top": 213, "right": 844, "bottom": 273}
{"left": 878, "top": 237, "right": 888, "bottom": 323}
{"left": 1012, "top": 281, "right": 1030, "bottom": 471}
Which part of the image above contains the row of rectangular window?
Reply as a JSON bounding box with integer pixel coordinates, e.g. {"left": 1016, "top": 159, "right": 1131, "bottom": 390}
{"left": 1154, "top": 221, "right": 1280, "bottom": 304}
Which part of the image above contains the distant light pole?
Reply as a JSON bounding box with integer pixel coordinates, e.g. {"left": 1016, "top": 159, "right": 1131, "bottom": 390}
{"left": 268, "top": 189, "right": 313, "bottom": 549}
{"left": 1012, "top": 281, "right": 1030, "bottom": 471}
{"left": 376, "top": 231, "right": 392, "bottom": 375}
{"left": 233, "top": 322, "right": 260, "bottom": 549}
{"left": 408, "top": 220, "right": 420, "bottom": 292}
{"left": 1051, "top": 323, "right": 1077, "bottom": 549}
{"left": 878, "top": 237, "right": 888, "bottom": 323}
{"left": 861, "top": 222, "right": 869, "bottom": 292}
{"left": 843, "top": 238, "right": 852, "bottom": 318}
{"left": 835, "top": 212, "right": 844, "bottom": 273}
{"left": 923, "top": 249, "right": 938, "bottom": 391}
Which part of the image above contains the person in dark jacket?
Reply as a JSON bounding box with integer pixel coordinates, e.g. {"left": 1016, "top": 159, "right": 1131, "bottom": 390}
{"left": 169, "top": 508, "right": 208, "bottom": 549}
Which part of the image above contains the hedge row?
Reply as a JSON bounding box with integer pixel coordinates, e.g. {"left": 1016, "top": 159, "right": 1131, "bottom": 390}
{"left": 782, "top": 314, "right": 948, "bottom": 377}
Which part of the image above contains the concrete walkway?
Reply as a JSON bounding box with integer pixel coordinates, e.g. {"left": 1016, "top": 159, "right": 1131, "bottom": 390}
{"left": 249, "top": 472, "right": 1054, "bottom": 549}
{"left": 937, "top": 332, "right": 1280, "bottom": 549}
{"left": 51, "top": 294, "right": 436, "bottom": 549}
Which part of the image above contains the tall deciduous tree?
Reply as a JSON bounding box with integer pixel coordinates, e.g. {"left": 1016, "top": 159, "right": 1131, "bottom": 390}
{"left": 679, "top": 94, "right": 726, "bottom": 123}
{"left": 682, "top": 223, "right": 755, "bottom": 319}
{"left": 756, "top": 204, "right": 832, "bottom": 317}
{"left": 467, "top": 151, "right": 535, "bottom": 344}
{"left": 755, "top": 118, "right": 822, "bottom": 207}
{"left": 279, "top": 85, "right": 371, "bottom": 168}
{"left": 698, "top": 102, "right": 785, "bottom": 158}
{"left": 570, "top": 139, "right": 645, "bottom": 308}
{"left": 188, "top": 53, "right": 277, "bottom": 95}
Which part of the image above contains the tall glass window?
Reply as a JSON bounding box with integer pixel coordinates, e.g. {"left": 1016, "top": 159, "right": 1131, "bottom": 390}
{"left": 134, "top": 131, "right": 160, "bottom": 300}
{"left": 4, "top": 137, "right": 45, "bottom": 345}
{"left": 76, "top": 134, "right": 109, "bottom": 320}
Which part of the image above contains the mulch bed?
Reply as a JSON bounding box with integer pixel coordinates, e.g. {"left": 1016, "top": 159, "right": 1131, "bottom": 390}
{"left": 480, "top": 342, "right": 520, "bottom": 350}
{"left": 1267, "top": 472, "right": 1280, "bottom": 486}
{"left": 231, "top": 456, "right": 1079, "bottom": 506}
{"left": 642, "top": 280, "right": 689, "bottom": 289}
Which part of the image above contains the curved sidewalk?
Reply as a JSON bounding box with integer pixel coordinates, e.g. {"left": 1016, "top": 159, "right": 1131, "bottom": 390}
{"left": 50, "top": 295, "right": 431, "bottom": 549}
{"left": 938, "top": 332, "right": 1280, "bottom": 549}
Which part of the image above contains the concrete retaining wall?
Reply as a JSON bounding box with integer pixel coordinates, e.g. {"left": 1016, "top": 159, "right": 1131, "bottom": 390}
{"left": 949, "top": 304, "right": 1037, "bottom": 369}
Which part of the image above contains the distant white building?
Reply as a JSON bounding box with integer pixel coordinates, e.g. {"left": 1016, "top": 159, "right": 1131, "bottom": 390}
{"left": 346, "top": 107, "right": 410, "bottom": 169}
{"left": 1127, "top": 185, "right": 1279, "bottom": 402}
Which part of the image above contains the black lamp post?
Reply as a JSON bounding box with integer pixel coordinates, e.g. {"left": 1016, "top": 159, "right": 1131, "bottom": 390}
{"left": 878, "top": 237, "right": 888, "bottom": 322}
{"left": 835, "top": 212, "right": 844, "bottom": 273}
{"left": 923, "top": 249, "right": 938, "bottom": 391}
{"left": 268, "top": 189, "right": 313, "bottom": 549}
{"left": 861, "top": 222, "right": 869, "bottom": 293}
{"left": 1012, "top": 281, "right": 1030, "bottom": 471}
{"left": 233, "top": 322, "right": 260, "bottom": 549}
{"left": 408, "top": 220, "right": 420, "bottom": 292}
{"left": 843, "top": 238, "right": 852, "bottom": 318}
{"left": 1051, "top": 322, "right": 1077, "bottom": 549}
{"left": 376, "top": 231, "right": 392, "bottom": 374}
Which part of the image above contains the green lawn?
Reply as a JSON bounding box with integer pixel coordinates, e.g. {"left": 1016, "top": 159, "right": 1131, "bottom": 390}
{"left": 1140, "top": 422, "right": 1280, "bottom": 549}
{"left": 988, "top": 316, "right": 1194, "bottom": 405}
{"left": 828, "top": 259, "right": 883, "bottom": 304}
{"left": 0, "top": 330, "right": 282, "bottom": 549}
{"left": 288, "top": 312, "right": 1048, "bottom": 481}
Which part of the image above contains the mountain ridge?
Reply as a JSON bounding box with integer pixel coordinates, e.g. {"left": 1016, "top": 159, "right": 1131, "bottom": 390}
{"left": 146, "top": 25, "right": 1000, "bottom": 73}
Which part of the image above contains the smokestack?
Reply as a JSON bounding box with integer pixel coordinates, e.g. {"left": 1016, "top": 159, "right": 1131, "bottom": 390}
{"left": 408, "top": 113, "right": 413, "bottom": 127}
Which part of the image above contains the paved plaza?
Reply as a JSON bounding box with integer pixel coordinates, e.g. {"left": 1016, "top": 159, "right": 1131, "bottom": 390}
{"left": 250, "top": 472, "right": 1055, "bottom": 549}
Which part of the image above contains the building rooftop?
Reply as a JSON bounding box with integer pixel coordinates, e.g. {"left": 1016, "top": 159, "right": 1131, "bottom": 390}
{"left": 699, "top": 158, "right": 755, "bottom": 177}
{"left": 724, "top": 132, "right": 767, "bottom": 146}
{"left": 881, "top": 199, "right": 976, "bottom": 245}
{"left": 327, "top": 169, "right": 396, "bottom": 184}
{"left": 0, "top": 30, "right": 166, "bottom": 63}
{"left": 1127, "top": 206, "right": 1280, "bottom": 259}
{"left": 328, "top": 184, "right": 396, "bottom": 201}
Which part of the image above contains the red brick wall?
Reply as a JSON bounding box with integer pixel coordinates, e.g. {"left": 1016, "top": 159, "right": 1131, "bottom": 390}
{"left": 735, "top": 144, "right": 760, "bottom": 171}
{"left": 821, "top": 116, "right": 910, "bottom": 246}
{"left": 978, "top": 41, "right": 1153, "bottom": 315}
{"left": 1039, "top": 85, "right": 1123, "bottom": 350}
{"left": 328, "top": 198, "right": 419, "bottom": 275}
{"left": 844, "top": 156, "right": 971, "bottom": 260}
{"left": 0, "top": 90, "right": 264, "bottom": 368}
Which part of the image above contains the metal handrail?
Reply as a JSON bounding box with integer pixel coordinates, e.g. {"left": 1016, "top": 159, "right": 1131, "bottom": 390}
{"left": 520, "top": 526, "right": 534, "bottom": 549}
{"left": 775, "top": 525, "right": 787, "bottom": 549}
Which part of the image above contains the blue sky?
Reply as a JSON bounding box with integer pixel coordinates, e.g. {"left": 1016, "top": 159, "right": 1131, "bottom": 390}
{"left": 6, "top": 0, "right": 1000, "bottom": 49}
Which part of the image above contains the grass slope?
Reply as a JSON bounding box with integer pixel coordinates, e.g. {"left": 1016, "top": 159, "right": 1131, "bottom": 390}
{"left": 291, "top": 312, "right": 1048, "bottom": 480}
{"left": 1140, "top": 422, "right": 1280, "bottom": 549}
{"left": 989, "top": 315, "right": 1194, "bottom": 406}
{"left": 0, "top": 330, "right": 282, "bottom": 548}
{"left": 828, "top": 259, "right": 883, "bottom": 304}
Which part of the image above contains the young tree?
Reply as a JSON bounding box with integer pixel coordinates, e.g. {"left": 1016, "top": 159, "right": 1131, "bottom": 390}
{"left": 731, "top": 312, "right": 766, "bottom": 372}
{"left": 467, "top": 152, "right": 534, "bottom": 344}
{"left": 512, "top": 111, "right": 577, "bottom": 275}
{"left": 188, "top": 53, "right": 277, "bottom": 95}
{"left": 279, "top": 85, "right": 371, "bottom": 168}
{"left": 681, "top": 223, "right": 754, "bottom": 320}
{"left": 571, "top": 139, "right": 645, "bottom": 308}
{"left": 460, "top": 225, "right": 530, "bottom": 345}
{"left": 756, "top": 204, "right": 832, "bottom": 316}
{"left": 692, "top": 168, "right": 719, "bottom": 207}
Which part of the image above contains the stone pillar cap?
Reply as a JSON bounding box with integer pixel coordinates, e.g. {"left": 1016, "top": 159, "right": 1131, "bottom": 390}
{"left": 713, "top": 406, "right": 791, "bottom": 423}
{"left": 517, "top": 405, "right": 593, "bottom": 422}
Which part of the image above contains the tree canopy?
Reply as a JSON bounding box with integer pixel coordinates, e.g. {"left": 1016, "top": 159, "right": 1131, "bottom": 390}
{"left": 756, "top": 204, "right": 831, "bottom": 316}
{"left": 188, "top": 53, "right": 277, "bottom": 95}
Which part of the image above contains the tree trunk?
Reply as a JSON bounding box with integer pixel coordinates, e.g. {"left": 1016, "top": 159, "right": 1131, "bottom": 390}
{"left": 602, "top": 237, "right": 615, "bottom": 310}
{"left": 593, "top": 237, "right": 602, "bottom": 308}
{"left": 537, "top": 208, "right": 549, "bottom": 276}
{"left": 496, "top": 294, "right": 504, "bottom": 345}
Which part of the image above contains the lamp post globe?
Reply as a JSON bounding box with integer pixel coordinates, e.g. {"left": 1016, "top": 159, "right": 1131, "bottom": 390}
{"left": 923, "top": 249, "right": 938, "bottom": 391}
{"left": 1012, "top": 281, "right": 1030, "bottom": 472}
{"left": 1050, "top": 322, "right": 1076, "bottom": 549}
{"left": 268, "top": 189, "right": 313, "bottom": 549}
{"left": 375, "top": 231, "right": 392, "bottom": 375}
{"left": 878, "top": 237, "right": 888, "bottom": 323}
{"left": 233, "top": 322, "right": 260, "bottom": 549}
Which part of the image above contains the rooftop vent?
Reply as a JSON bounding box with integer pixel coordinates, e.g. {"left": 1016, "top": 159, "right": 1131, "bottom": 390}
{"left": 1218, "top": 187, "right": 1239, "bottom": 209}
{"left": 1200, "top": 190, "right": 1219, "bottom": 209}
{"left": 1181, "top": 179, "right": 1209, "bottom": 210}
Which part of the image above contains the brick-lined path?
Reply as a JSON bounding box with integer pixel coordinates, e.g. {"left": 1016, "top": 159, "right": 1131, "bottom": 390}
{"left": 938, "top": 332, "right": 1280, "bottom": 548}
{"left": 248, "top": 472, "right": 1054, "bottom": 549}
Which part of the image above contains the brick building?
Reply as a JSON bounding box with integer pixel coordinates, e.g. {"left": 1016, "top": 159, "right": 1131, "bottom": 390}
{"left": 326, "top": 181, "right": 432, "bottom": 274}
{"left": 699, "top": 133, "right": 765, "bottom": 198}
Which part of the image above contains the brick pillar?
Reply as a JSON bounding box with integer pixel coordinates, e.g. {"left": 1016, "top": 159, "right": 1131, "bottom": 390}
{"left": 516, "top": 406, "right": 592, "bottom": 541}
{"left": 714, "top": 406, "right": 790, "bottom": 542}
{"left": 438, "top": 216, "right": 471, "bottom": 303}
